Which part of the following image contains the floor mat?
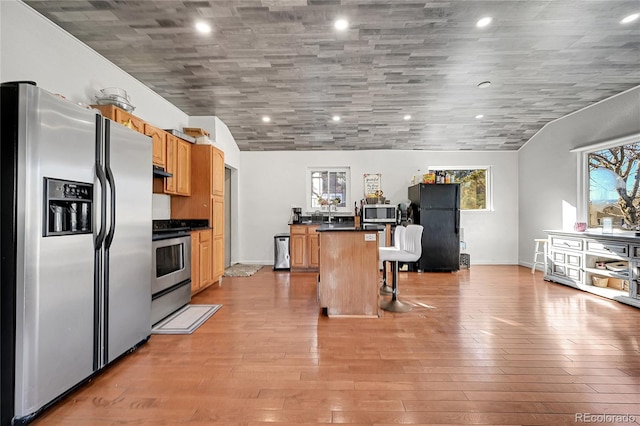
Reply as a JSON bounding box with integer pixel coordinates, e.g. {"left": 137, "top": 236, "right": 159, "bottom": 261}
{"left": 151, "top": 304, "right": 222, "bottom": 334}
{"left": 223, "top": 263, "right": 264, "bottom": 277}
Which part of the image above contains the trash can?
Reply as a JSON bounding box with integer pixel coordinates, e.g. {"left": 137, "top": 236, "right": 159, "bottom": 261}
{"left": 274, "top": 233, "right": 290, "bottom": 270}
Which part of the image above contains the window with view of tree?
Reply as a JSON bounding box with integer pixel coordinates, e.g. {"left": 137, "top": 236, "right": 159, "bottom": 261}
{"left": 428, "top": 167, "right": 491, "bottom": 210}
{"left": 588, "top": 141, "right": 640, "bottom": 229}
{"left": 307, "top": 167, "right": 350, "bottom": 212}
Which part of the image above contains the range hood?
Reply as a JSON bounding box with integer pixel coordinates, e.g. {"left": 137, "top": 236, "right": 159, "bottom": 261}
{"left": 153, "top": 165, "right": 172, "bottom": 178}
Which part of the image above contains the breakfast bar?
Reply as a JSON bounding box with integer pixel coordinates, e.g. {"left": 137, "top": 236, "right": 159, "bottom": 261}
{"left": 316, "top": 223, "right": 382, "bottom": 317}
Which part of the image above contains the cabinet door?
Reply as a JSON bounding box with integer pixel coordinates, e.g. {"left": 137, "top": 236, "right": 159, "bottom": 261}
{"left": 165, "top": 135, "right": 177, "bottom": 194}
{"left": 199, "top": 230, "right": 213, "bottom": 287}
{"left": 212, "top": 197, "right": 225, "bottom": 280}
{"left": 212, "top": 147, "right": 225, "bottom": 197}
{"left": 213, "top": 236, "right": 224, "bottom": 281}
{"left": 114, "top": 108, "right": 144, "bottom": 133}
{"left": 290, "top": 234, "right": 307, "bottom": 268}
{"left": 144, "top": 124, "right": 166, "bottom": 167}
{"left": 176, "top": 140, "right": 191, "bottom": 196}
{"left": 308, "top": 229, "right": 320, "bottom": 268}
{"left": 191, "top": 231, "right": 200, "bottom": 294}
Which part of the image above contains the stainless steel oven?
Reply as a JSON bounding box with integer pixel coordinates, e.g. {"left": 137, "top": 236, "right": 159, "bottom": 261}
{"left": 151, "top": 228, "right": 191, "bottom": 325}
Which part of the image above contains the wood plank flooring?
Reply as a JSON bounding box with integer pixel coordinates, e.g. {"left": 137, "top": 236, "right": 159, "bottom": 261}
{"left": 33, "top": 266, "right": 640, "bottom": 425}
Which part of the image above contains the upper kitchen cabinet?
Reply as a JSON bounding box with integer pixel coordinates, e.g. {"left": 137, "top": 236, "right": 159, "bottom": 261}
{"left": 144, "top": 124, "right": 166, "bottom": 167}
{"left": 92, "top": 104, "right": 144, "bottom": 133}
{"left": 157, "top": 134, "right": 191, "bottom": 196}
{"left": 212, "top": 147, "right": 224, "bottom": 197}
{"left": 172, "top": 145, "right": 224, "bottom": 219}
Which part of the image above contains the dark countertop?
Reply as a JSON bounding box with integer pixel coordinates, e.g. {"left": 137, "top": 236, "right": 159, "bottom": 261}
{"left": 546, "top": 229, "right": 640, "bottom": 243}
{"left": 317, "top": 223, "right": 385, "bottom": 232}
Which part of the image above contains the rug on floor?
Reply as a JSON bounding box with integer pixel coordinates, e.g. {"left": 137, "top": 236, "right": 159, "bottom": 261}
{"left": 151, "top": 304, "right": 222, "bottom": 335}
{"left": 223, "top": 263, "right": 264, "bottom": 277}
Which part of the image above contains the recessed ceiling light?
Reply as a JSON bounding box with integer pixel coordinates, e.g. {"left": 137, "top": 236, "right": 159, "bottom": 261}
{"left": 262, "top": 116, "right": 270, "bottom": 123}
{"left": 476, "top": 17, "right": 493, "bottom": 28}
{"left": 332, "top": 115, "right": 341, "bottom": 122}
{"left": 621, "top": 13, "right": 639, "bottom": 24}
{"left": 334, "top": 18, "right": 349, "bottom": 31}
{"left": 475, "top": 114, "right": 484, "bottom": 119}
{"left": 403, "top": 115, "right": 412, "bottom": 120}
{"left": 477, "top": 81, "right": 492, "bottom": 88}
{"left": 195, "top": 22, "right": 211, "bottom": 34}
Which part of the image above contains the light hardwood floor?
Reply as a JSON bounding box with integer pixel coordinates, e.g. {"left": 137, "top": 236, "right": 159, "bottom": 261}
{"left": 34, "top": 266, "right": 640, "bottom": 425}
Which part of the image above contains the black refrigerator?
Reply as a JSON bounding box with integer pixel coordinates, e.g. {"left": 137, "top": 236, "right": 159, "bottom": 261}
{"left": 408, "top": 183, "right": 460, "bottom": 272}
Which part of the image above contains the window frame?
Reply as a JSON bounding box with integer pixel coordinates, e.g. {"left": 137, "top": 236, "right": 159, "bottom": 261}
{"left": 306, "top": 166, "right": 351, "bottom": 213}
{"left": 575, "top": 132, "right": 640, "bottom": 227}
{"left": 427, "top": 165, "right": 493, "bottom": 211}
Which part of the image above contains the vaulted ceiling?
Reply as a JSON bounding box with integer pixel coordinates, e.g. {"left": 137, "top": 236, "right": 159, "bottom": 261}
{"left": 25, "top": 0, "right": 640, "bottom": 151}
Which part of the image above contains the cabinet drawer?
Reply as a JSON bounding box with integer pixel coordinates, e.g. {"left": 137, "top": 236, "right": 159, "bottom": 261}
{"left": 552, "top": 264, "right": 582, "bottom": 281}
{"left": 586, "top": 240, "right": 628, "bottom": 256}
{"left": 566, "top": 253, "right": 582, "bottom": 267}
{"left": 290, "top": 225, "right": 307, "bottom": 235}
{"left": 550, "top": 236, "right": 582, "bottom": 250}
{"left": 630, "top": 246, "right": 640, "bottom": 258}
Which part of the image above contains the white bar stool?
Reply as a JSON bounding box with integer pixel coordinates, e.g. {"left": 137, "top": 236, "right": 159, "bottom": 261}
{"left": 532, "top": 238, "right": 547, "bottom": 274}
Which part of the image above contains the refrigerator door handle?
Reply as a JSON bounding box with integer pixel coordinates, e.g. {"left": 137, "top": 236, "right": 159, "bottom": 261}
{"left": 95, "top": 118, "right": 107, "bottom": 249}
{"left": 104, "top": 121, "right": 116, "bottom": 250}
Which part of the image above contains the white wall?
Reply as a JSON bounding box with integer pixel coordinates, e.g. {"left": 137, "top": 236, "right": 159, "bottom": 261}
{"left": 518, "top": 86, "right": 640, "bottom": 269}
{"left": 239, "top": 150, "right": 519, "bottom": 265}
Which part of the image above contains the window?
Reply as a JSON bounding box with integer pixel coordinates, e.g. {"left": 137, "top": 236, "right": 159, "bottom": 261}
{"left": 428, "top": 166, "right": 492, "bottom": 211}
{"left": 586, "top": 137, "right": 640, "bottom": 229}
{"left": 306, "top": 167, "right": 350, "bottom": 213}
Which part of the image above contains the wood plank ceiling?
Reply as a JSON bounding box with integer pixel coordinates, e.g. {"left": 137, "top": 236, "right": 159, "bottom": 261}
{"left": 24, "top": 1, "right": 640, "bottom": 151}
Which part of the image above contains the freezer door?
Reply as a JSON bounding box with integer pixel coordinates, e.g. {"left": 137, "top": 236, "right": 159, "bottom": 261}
{"left": 418, "top": 208, "right": 460, "bottom": 271}
{"left": 13, "top": 85, "right": 96, "bottom": 418}
{"left": 419, "top": 184, "right": 460, "bottom": 209}
{"left": 103, "top": 120, "right": 152, "bottom": 364}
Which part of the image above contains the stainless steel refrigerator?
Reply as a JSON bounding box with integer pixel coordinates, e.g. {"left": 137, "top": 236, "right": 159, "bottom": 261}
{"left": 1, "top": 82, "right": 152, "bottom": 425}
{"left": 408, "top": 183, "right": 460, "bottom": 272}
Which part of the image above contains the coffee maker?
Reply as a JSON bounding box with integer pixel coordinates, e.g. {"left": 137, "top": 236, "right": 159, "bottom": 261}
{"left": 290, "top": 207, "right": 302, "bottom": 224}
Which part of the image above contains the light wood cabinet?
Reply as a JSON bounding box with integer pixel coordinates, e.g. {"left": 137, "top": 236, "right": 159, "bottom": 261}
{"left": 92, "top": 104, "right": 144, "bottom": 133}
{"left": 157, "top": 135, "right": 191, "bottom": 196}
{"left": 290, "top": 224, "right": 319, "bottom": 271}
{"left": 176, "top": 140, "right": 191, "bottom": 196}
{"left": 164, "top": 134, "right": 177, "bottom": 194}
{"left": 144, "top": 123, "right": 166, "bottom": 167}
{"left": 172, "top": 144, "right": 225, "bottom": 284}
{"left": 190, "top": 229, "right": 213, "bottom": 295}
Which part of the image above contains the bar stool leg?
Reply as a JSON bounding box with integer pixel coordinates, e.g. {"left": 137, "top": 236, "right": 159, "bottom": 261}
{"left": 380, "top": 260, "right": 393, "bottom": 294}
{"left": 380, "top": 261, "right": 412, "bottom": 313}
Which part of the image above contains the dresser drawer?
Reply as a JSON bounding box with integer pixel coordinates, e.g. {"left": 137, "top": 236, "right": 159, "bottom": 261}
{"left": 552, "top": 264, "right": 582, "bottom": 281}
{"left": 630, "top": 246, "right": 640, "bottom": 258}
{"left": 586, "top": 240, "right": 628, "bottom": 257}
{"left": 550, "top": 236, "right": 583, "bottom": 251}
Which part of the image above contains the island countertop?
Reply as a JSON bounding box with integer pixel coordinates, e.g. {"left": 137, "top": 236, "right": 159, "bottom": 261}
{"left": 316, "top": 223, "right": 385, "bottom": 232}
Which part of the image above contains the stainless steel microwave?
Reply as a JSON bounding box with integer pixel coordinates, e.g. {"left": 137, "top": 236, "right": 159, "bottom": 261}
{"left": 362, "top": 204, "right": 397, "bottom": 223}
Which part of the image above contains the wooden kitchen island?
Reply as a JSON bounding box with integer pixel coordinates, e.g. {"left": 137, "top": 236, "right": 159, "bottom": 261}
{"left": 317, "top": 224, "right": 382, "bottom": 317}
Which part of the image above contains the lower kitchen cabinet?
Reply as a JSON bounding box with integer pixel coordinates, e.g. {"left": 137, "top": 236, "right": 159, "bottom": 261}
{"left": 191, "top": 229, "right": 213, "bottom": 295}
{"left": 290, "top": 224, "right": 319, "bottom": 271}
{"left": 545, "top": 230, "right": 640, "bottom": 309}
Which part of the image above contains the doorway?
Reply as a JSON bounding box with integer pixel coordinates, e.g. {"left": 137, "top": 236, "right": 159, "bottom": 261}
{"left": 224, "top": 167, "right": 231, "bottom": 268}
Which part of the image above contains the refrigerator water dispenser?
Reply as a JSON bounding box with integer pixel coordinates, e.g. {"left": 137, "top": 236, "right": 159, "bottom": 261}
{"left": 44, "top": 177, "right": 93, "bottom": 236}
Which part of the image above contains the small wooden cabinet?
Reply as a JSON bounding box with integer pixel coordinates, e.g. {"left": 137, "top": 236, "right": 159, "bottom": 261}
{"left": 176, "top": 139, "right": 191, "bottom": 196}
{"left": 191, "top": 229, "right": 213, "bottom": 295}
{"left": 92, "top": 104, "right": 144, "bottom": 133}
{"left": 290, "top": 224, "right": 320, "bottom": 271}
{"left": 157, "top": 135, "right": 191, "bottom": 196}
{"left": 144, "top": 123, "right": 166, "bottom": 167}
